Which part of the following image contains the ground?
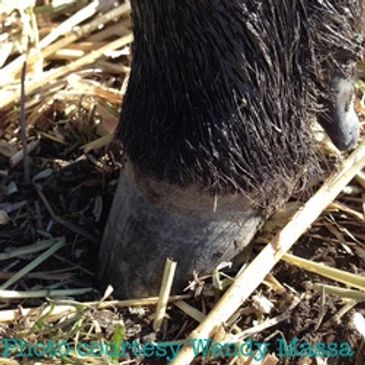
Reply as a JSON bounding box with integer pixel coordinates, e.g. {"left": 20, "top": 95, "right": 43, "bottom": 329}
{"left": 0, "top": 1, "right": 365, "bottom": 364}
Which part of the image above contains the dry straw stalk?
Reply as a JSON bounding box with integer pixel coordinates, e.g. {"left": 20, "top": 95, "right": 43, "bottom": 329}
{"left": 171, "top": 140, "right": 365, "bottom": 365}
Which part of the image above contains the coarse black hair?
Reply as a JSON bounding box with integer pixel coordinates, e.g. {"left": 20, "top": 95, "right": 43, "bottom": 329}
{"left": 118, "top": 0, "right": 363, "bottom": 208}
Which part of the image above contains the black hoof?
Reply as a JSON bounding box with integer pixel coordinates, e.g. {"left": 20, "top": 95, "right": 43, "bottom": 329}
{"left": 319, "top": 77, "right": 360, "bottom": 151}
{"left": 98, "top": 168, "right": 264, "bottom": 298}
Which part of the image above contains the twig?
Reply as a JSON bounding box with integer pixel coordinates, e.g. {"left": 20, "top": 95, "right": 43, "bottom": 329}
{"left": 33, "top": 182, "right": 98, "bottom": 244}
{"left": 311, "top": 283, "right": 365, "bottom": 301}
{"left": 0, "top": 238, "right": 65, "bottom": 290}
{"left": 0, "top": 359, "right": 19, "bottom": 365}
{"left": 20, "top": 61, "right": 30, "bottom": 184}
{"left": 175, "top": 301, "right": 206, "bottom": 323}
{"left": 238, "top": 296, "right": 302, "bottom": 340}
{"left": 0, "top": 294, "right": 192, "bottom": 323}
{"left": 0, "top": 238, "right": 65, "bottom": 288}
{"left": 170, "top": 140, "right": 365, "bottom": 365}
{"left": 0, "top": 34, "right": 133, "bottom": 110}
{"left": 283, "top": 253, "right": 365, "bottom": 290}
{"left": 329, "top": 201, "right": 365, "bottom": 222}
{"left": 10, "top": 140, "right": 39, "bottom": 167}
{"left": 40, "top": 0, "right": 116, "bottom": 48}
{"left": 0, "top": 288, "right": 94, "bottom": 299}
{"left": 0, "top": 0, "right": 125, "bottom": 81}
{"left": 153, "top": 258, "right": 177, "bottom": 331}
{"left": 0, "top": 239, "right": 56, "bottom": 261}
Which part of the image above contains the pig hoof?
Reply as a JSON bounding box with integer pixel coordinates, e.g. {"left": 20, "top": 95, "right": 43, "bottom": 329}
{"left": 319, "top": 77, "right": 360, "bottom": 151}
{"left": 98, "top": 166, "right": 264, "bottom": 298}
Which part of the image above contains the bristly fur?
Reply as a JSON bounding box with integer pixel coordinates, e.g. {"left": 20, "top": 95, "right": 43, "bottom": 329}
{"left": 118, "top": 0, "right": 363, "bottom": 207}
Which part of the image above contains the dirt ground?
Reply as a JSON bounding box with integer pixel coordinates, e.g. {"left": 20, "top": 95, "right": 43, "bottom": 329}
{"left": 1, "top": 1, "right": 365, "bottom": 364}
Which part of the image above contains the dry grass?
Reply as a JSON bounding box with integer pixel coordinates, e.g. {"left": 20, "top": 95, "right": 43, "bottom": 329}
{"left": 0, "top": 1, "right": 365, "bottom": 364}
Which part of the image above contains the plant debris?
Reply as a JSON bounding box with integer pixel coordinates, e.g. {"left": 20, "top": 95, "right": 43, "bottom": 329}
{"left": 0, "top": 1, "right": 365, "bottom": 364}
